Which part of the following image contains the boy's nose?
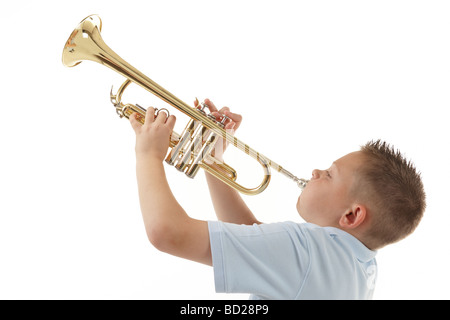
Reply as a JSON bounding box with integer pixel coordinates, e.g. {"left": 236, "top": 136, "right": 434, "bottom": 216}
{"left": 311, "top": 169, "right": 321, "bottom": 179}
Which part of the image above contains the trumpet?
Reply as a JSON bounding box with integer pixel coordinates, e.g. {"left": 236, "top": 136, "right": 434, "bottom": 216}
{"left": 62, "top": 15, "right": 308, "bottom": 195}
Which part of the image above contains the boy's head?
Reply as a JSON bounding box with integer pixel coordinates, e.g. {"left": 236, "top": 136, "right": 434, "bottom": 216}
{"left": 297, "top": 140, "right": 426, "bottom": 250}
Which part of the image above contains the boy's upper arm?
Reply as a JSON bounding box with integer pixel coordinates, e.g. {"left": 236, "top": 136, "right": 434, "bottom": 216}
{"left": 160, "top": 217, "right": 212, "bottom": 266}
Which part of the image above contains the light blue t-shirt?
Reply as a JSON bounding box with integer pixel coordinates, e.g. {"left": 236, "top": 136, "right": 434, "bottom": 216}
{"left": 208, "top": 221, "right": 377, "bottom": 300}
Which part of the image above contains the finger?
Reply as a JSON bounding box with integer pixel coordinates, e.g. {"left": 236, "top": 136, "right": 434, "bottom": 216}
{"left": 217, "top": 107, "right": 231, "bottom": 125}
{"left": 211, "top": 107, "right": 229, "bottom": 120}
{"left": 155, "top": 110, "right": 169, "bottom": 124}
{"left": 194, "top": 97, "right": 199, "bottom": 107}
{"left": 166, "top": 115, "right": 176, "bottom": 131}
{"left": 204, "top": 98, "right": 218, "bottom": 113}
{"left": 129, "top": 113, "right": 142, "bottom": 132}
{"left": 210, "top": 111, "right": 222, "bottom": 120}
{"left": 224, "top": 110, "right": 242, "bottom": 124}
{"left": 224, "top": 122, "right": 236, "bottom": 131}
{"left": 218, "top": 106, "right": 230, "bottom": 114}
{"left": 223, "top": 110, "right": 242, "bottom": 130}
{"left": 144, "top": 107, "right": 156, "bottom": 125}
{"left": 210, "top": 109, "right": 236, "bottom": 129}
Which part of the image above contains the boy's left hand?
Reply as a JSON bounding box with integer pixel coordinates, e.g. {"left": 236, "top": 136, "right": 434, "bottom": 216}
{"left": 129, "top": 108, "right": 176, "bottom": 161}
{"left": 195, "top": 99, "right": 242, "bottom": 161}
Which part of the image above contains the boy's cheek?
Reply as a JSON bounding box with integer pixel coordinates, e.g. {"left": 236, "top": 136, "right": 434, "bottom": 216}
{"left": 297, "top": 185, "right": 325, "bottom": 214}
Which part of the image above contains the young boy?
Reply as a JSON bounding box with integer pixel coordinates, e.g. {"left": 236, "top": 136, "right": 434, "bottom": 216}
{"left": 129, "top": 99, "right": 426, "bottom": 300}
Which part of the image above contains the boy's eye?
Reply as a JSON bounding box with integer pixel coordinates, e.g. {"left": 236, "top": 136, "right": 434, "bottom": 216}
{"left": 326, "top": 171, "right": 332, "bottom": 178}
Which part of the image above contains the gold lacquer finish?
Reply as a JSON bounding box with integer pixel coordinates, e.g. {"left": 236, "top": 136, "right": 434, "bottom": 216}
{"left": 62, "top": 15, "right": 308, "bottom": 195}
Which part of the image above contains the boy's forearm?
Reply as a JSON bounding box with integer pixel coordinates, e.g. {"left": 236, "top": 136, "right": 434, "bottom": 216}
{"left": 205, "top": 171, "right": 260, "bottom": 225}
{"left": 136, "top": 156, "right": 188, "bottom": 236}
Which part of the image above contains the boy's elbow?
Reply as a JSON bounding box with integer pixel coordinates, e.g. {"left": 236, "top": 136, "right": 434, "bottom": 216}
{"left": 145, "top": 221, "right": 178, "bottom": 254}
{"left": 146, "top": 222, "right": 168, "bottom": 251}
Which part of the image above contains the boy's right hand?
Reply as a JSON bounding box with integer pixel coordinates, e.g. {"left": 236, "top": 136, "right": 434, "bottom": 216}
{"left": 195, "top": 98, "right": 242, "bottom": 161}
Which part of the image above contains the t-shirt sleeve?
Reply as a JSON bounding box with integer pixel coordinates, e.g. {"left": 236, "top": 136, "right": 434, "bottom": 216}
{"left": 208, "top": 220, "right": 310, "bottom": 299}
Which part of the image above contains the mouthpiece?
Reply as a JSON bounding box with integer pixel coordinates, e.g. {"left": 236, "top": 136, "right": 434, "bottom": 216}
{"left": 295, "top": 178, "right": 309, "bottom": 190}
{"left": 276, "top": 167, "right": 309, "bottom": 190}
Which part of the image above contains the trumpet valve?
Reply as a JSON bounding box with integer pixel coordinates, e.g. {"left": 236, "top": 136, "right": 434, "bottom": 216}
{"left": 185, "top": 134, "right": 218, "bottom": 178}
{"left": 165, "top": 118, "right": 200, "bottom": 166}
{"left": 218, "top": 114, "right": 230, "bottom": 127}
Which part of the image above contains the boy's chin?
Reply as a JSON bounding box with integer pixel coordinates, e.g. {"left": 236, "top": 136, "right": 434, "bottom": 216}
{"left": 297, "top": 209, "right": 310, "bottom": 223}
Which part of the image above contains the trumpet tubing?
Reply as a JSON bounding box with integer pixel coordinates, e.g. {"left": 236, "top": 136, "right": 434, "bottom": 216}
{"left": 62, "top": 15, "right": 308, "bottom": 195}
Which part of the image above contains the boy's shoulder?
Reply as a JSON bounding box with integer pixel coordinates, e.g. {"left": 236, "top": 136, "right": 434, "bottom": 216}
{"left": 293, "top": 222, "right": 377, "bottom": 263}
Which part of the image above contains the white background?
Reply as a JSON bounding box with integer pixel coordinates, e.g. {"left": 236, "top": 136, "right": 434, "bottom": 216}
{"left": 0, "top": 0, "right": 449, "bottom": 299}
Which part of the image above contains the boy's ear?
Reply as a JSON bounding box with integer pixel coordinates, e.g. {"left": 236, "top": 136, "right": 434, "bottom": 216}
{"left": 339, "top": 204, "right": 367, "bottom": 229}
